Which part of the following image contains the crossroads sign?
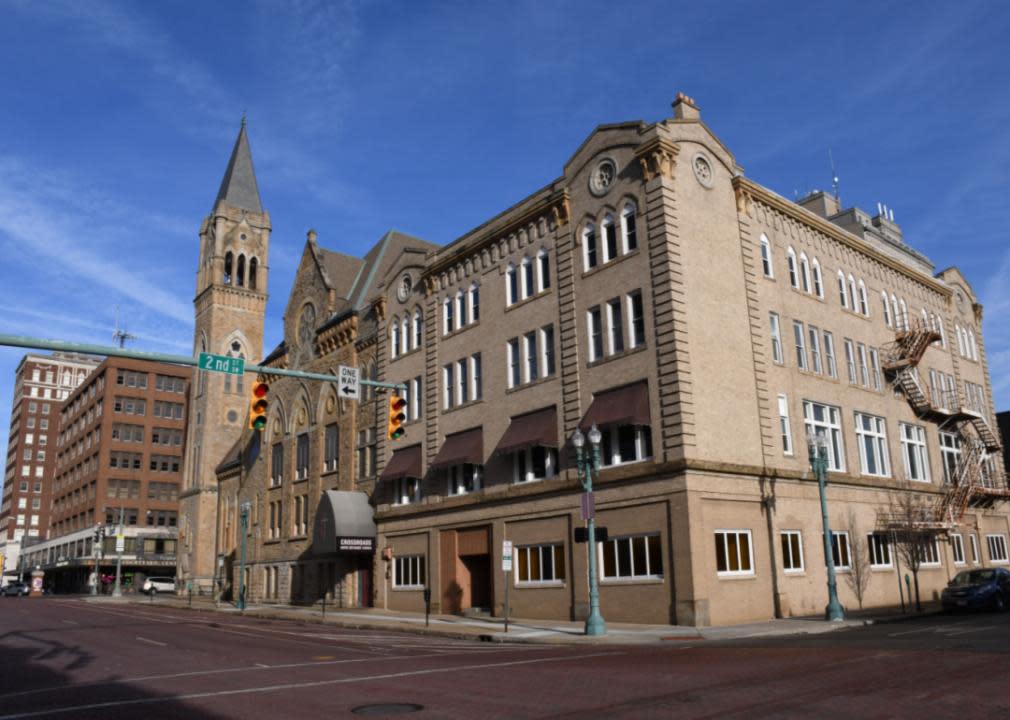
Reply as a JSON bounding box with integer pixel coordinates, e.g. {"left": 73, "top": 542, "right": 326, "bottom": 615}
{"left": 198, "top": 352, "right": 245, "bottom": 376}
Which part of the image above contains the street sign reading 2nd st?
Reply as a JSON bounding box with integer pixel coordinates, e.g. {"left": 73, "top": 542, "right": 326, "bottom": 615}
{"left": 198, "top": 352, "right": 245, "bottom": 376}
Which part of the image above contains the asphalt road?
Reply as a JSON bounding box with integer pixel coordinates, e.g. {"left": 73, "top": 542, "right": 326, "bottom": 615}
{"left": 1, "top": 598, "right": 1009, "bottom": 719}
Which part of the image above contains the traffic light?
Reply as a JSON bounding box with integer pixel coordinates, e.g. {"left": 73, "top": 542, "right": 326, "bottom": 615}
{"left": 387, "top": 393, "right": 407, "bottom": 440}
{"left": 93, "top": 525, "right": 101, "bottom": 543}
{"left": 249, "top": 380, "right": 269, "bottom": 430}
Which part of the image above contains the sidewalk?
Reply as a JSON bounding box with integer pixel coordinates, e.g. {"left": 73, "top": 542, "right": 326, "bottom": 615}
{"left": 98, "top": 593, "right": 932, "bottom": 645}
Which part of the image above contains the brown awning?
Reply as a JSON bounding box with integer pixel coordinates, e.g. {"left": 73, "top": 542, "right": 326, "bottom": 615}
{"left": 494, "top": 406, "right": 558, "bottom": 455}
{"left": 579, "top": 380, "right": 651, "bottom": 430}
{"left": 379, "top": 444, "right": 423, "bottom": 481}
{"left": 431, "top": 427, "right": 483, "bottom": 469}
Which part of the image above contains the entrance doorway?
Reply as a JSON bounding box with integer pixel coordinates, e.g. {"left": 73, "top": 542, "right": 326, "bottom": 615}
{"left": 461, "top": 554, "right": 491, "bottom": 609}
{"left": 440, "top": 525, "right": 493, "bottom": 614}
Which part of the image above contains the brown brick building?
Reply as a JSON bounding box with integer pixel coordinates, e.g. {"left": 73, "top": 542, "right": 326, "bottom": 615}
{"left": 19, "top": 357, "right": 190, "bottom": 592}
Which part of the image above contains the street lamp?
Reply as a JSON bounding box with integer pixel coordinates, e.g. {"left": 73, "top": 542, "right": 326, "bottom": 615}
{"left": 237, "top": 501, "right": 251, "bottom": 611}
{"left": 572, "top": 424, "right": 606, "bottom": 636}
{"left": 112, "top": 507, "right": 126, "bottom": 598}
{"left": 807, "top": 431, "right": 845, "bottom": 621}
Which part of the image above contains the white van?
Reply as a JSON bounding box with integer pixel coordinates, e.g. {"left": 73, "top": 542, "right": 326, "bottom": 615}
{"left": 142, "top": 577, "right": 176, "bottom": 595}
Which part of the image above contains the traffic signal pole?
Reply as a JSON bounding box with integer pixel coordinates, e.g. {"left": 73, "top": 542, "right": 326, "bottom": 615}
{"left": 0, "top": 334, "right": 406, "bottom": 391}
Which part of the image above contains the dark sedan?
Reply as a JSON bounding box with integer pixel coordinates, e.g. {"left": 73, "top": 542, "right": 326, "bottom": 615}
{"left": 941, "top": 568, "right": 1010, "bottom": 612}
{"left": 0, "top": 582, "right": 29, "bottom": 597}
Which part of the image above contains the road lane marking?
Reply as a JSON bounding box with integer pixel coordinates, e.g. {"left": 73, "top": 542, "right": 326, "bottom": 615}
{"left": 0, "top": 651, "right": 621, "bottom": 719}
{"left": 135, "top": 636, "right": 167, "bottom": 647}
{"left": 60, "top": 620, "right": 78, "bottom": 625}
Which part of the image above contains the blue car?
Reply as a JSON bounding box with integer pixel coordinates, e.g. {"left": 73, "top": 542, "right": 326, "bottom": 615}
{"left": 941, "top": 568, "right": 1010, "bottom": 612}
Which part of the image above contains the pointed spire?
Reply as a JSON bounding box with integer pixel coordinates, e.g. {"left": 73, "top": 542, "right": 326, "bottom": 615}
{"left": 215, "top": 118, "right": 262, "bottom": 214}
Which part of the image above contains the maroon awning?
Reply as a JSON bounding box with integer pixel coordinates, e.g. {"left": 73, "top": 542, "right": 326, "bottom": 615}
{"left": 379, "top": 444, "right": 423, "bottom": 481}
{"left": 579, "top": 380, "right": 651, "bottom": 430}
{"left": 494, "top": 406, "right": 558, "bottom": 455}
{"left": 431, "top": 427, "right": 483, "bottom": 469}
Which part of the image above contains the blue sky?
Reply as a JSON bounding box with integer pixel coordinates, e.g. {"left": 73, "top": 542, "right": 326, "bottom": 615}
{"left": 0, "top": 0, "right": 1008, "bottom": 466}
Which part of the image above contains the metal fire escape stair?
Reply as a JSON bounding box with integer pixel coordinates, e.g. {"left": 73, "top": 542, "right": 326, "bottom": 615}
{"left": 882, "top": 317, "right": 1008, "bottom": 526}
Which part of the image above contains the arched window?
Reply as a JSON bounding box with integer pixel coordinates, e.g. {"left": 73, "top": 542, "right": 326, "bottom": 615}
{"left": 848, "top": 275, "right": 858, "bottom": 313}
{"left": 858, "top": 280, "right": 868, "bottom": 316}
{"left": 456, "top": 289, "right": 467, "bottom": 327}
{"left": 224, "top": 252, "right": 233, "bottom": 285}
{"left": 936, "top": 316, "right": 946, "bottom": 347}
{"left": 506, "top": 263, "right": 518, "bottom": 305}
{"left": 811, "top": 259, "right": 823, "bottom": 298}
{"left": 881, "top": 292, "right": 892, "bottom": 327}
{"left": 891, "top": 294, "right": 900, "bottom": 329}
{"left": 236, "top": 255, "right": 246, "bottom": 287}
{"left": 537, "top": 250, "right": 550, "bottom": 292}
{"left": 899, "top": 298, "right": 908, "bottom": 330}
{"left": 622, "top": 202, "right": 638, "bottom": 252}
{"left": 413, "top": 308, "right": 423, "bottom": 348}
{"left": 602, "top": 214, "right": 618, "bottom": 262}
{"left": 401, "top": 317, "right": 409, "bottom": 355}
{"left": 787, "top": 247, "right": 798, "bottom": 288}
{"left": 838, "top": 271, "right": 848, "bottom": 308}
{"left": 249, "top": 257, "right": 258, "bottom": 290}
{"left": 921, "top": 308, "right": 929, "bottom": 326}
{"left": 968, "top": 329, "right": 978, "bottom": 361}
{"left": 521, "top": 256, "right": 534, "bottom": 299}
{"left": 443, "top": 297, "right": 454, "bottom": 334}
{"left": 391, "top": 319, "right": 400, "bottom": 359}
{"left": 799, "top": 253, "right": 811, "bottom": 293}
{"left": 469, "top": 283, "right": 480, "bottom": 322}
{"left": 759, "top": 234, "right": 773, "bottom": 278}
{"left": 583, "top": 223, "right": 598, "bottom": 271}
{"left": 955, "top": 324, "right": 964, "bottom": 356}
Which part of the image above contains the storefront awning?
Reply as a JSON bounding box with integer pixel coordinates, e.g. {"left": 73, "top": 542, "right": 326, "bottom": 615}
{"left": 494, "top": 406, "right": 557, "bottom": 455}
{"left": 431, "top": 427, "right": 483, "bottom": 469}
{"left": 312, "top": 491, "right": 376, "bottom": 555}
{"left": 579, "top": 380, "right": 651, "bottom": 430}
{"left": 379, "top": 444, "right": 423, "bottom": 481}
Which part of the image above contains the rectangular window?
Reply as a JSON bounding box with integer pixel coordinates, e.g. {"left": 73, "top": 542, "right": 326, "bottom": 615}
{"left": 869, "top": 348, "right": 882, "bottom": 390}
{"left": 516, "top": 544, "right": 566, "bottom": 584}
{"left": 588, "top": 306, "right": 603, "bottom": 361}
{"left": 524, "top": 331, "right": 538, "bottom": 383}
{"left": 471, "top": 354, "right": 482, "bottom": 401}
{"left": 823, "top": 331, "right": 837, "bottom": 377}
{"left": 540, "top": 325, "right": 555, "bottom": 377}
{"left": 508, "top": 267, "right": 518, "bottom": 305}
{"left": 393, "top": 555, "right": 426, "bottom": 588}
{"left": 507, "top": 338, "right": 520, "bottom": 389}
{"left": 868, "top": 533, "right": 892, "bottom": 567}
{"left": 627, "top": 291, "right": 645, "bottom": 348}
{"left": 271, "top": 443, "right": 283, "bottom": 486}
{"left": 808, "top": 326, "right": 822, "bottom": 374}
{"left": 538, "top": 253, "right": 550, "bottom": 291}
{"left": 900, "top": 423, "right": 930, "bottom": 483}
{"left": 793, "top": 321, "right": 807, "bottom": 370}
{"left": 296, "top": 434, "right": 309, "bottom": 480}
{"left": 769, "top": 312, "right": 783, "bottom": 364}
{"left": 607, "top": 298, "right": 624, "bottom": 354}
{"left": 831, "top": 531, "right": 851, "bottom": 570}
{"left": 394, "top": 477, "right": 420, "bottom": 505}
{"left": 855, "top": 412, "right": 890, "bottom": 477}
{"left": 780, "top": 531, "right": 803, "bottom": 573}
{"left": 599, "top": 424, "right": 653, "bottom": 467}
{"left": 604, "top": 220, "right": 618, "bottom": 262}
{"left": 857, "top": 343, "right": 870, "bottom": 387}
{"left": 443, "top": 364, "right": 454, "bottom": 409}
{"left": 844, "top": 339, "right": 856, "bottom": 384}
{"left": 513, "top": 446, "right": 558, "bottom": 483}
{"left": 457, "top": 359, "right": 468, "bottom": 404}
{"left": 939, "top": 431, "right": 960, "bottom": 485}
{"left": 987, "top": 534, "right": 1009, "bottom": 564}
{"left": 803, "top": 401, "right": 845, "bottom": 471}
{"left": 447, "top": 463, "right": 482, "bottom": 496}
{"left": 601, "top": 534, "right": 663, "bottom": 580}
{"left": 444, "top": 298, "right": 454, "bottom": 334}
{"left": 412, "top": 376, "right": 423, "bottom": 420}
{"left": 457, "top": 292, "right": 468, "bottom": 328}
{"left": 951, "top": 533, "right": 966, "bottom": 566}
{"left": 777, "top": 394, "right": 793, "bottom": 456}
{"left": 970, "top": 534, "right": 980, "bottom": 564}
{"left": 324, "top": 424, "right": 339, "bottom": 472}
{"left": 919, "top": 539, "right": 941, "bottom": 567}
{"left": 715, "top": 530, "right": 753, "bottom": 576}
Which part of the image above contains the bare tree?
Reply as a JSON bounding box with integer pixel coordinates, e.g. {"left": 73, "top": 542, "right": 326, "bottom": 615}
{"left": 844, "top": 510, "right": 871, "bottom": 611}
{"left": 883, "top": 493, "right": 937, "bottom": 612}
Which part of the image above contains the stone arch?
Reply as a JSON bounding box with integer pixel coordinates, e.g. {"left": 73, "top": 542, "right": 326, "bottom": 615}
{"left": 290, "top": 382, "right": 315, "bottom": 434}
{"left": 236, "top": 254, "right": 246, "bottom": 287}
{"left": 267, "top": 397, "right": 288, "bottom": 444}
{"left": 224, "top": 252, "right": 233, "bottom": 285}
{"left": 249, "top": 257, "right": 258, "bottom": 290}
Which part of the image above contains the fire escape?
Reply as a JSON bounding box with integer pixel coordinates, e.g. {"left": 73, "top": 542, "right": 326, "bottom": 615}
{"left": 882, "top": 316, "right": 1008, "bottom": 528}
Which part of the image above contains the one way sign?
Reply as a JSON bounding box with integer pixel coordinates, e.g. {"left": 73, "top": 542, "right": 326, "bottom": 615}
{"left": 338, "top": 366, "right": 360, "bottom": 400}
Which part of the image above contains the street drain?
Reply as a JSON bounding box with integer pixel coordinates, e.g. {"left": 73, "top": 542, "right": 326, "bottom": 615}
{"left": 351, "top": 704, "right": 423, "bottom": 716}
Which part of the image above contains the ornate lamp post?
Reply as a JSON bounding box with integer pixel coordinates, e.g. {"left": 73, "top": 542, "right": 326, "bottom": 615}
{"left": 807, "top": 431, "right": 845, "bottom": 621}
{"left": 237, "top": 501, "right": 251, "bottom": 611}
{"left": 572, "top": 424, "right": 606, "bottom": 636}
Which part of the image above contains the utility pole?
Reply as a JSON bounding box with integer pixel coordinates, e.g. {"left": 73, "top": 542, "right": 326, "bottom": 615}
{"left": 112, "top": 507, "right": 126, "bottom": 598}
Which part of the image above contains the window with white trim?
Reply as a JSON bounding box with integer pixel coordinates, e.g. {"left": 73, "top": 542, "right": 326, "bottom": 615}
{"left": 882, "top": 291, "right": 892, "bottom": 327}
{"left": 599, "top": 424, "right": 653, "bottom": 467}
{"left": 778, "top": 394, "right": 793, "bottom": 456}
{"left": 769, "top": 312, "right": 783, "bottom": 364}
{"left": 296, "top": 433, "right": 309, "bottom": 480}
{"left": 443, "top": 297, "right": 454, "bottom": 334}
{"left": 844, "top": 339, "right": 856, "bottom": 384}
{"left": 951, "top": 533, "right": 966, "bottom": 566}
{"left": 587, "top": 306, "right": 603, "bottom": 361}
{"left": 848, "top": 275, "right": 858, "bottom": 312}
{"left": 390, "top": 320, "right": 400, "bottom": 359}
{"left": 939, "top": 431, "right": 960, "bottom": 485}
{"left": 627, "top": 291, "right": 645, "bottom": 348}
{"left": 471, "top": 354, "right": 482, "bottom": 401}
{"left": 622, "top": 203, "right": 638, "bottom": 253}
{"left": 413, "top": 308, "right": 423, "bottom": 348}
{"left": 787, "top": 247, "right": 798, "bottom": 288}
{"left": 540, "top": 325, "right": 555, "bottom": 377}
{"left": 607, "top": 297, "right": 624, "bottom": 355}
{"left": 521, "top": 256, "right": 534, "bottom": 300}
{"left": 793, "top": 320, "right": 807, "bottom": 370}
{"left": 919, "top": 539, "right": 941, "bottom": 567}
{"left": 523, "top": 331, "right": 538, "bottom": 383}
{"left": 857, "top": 343, "right": 870, "bottom": 387}
{"left": 970, "top": 534, "right": 980, "bottom": 564}
{"left": 456, "top": 290, "right": 468, "bottom": 328}
{"left": 411, "top": 376, "right": 423, "bottom": 421}
{"left": 506, "top": 263, "right": 518, "bottom": 306}
{"left": 583, "top": 223, "right": 598, "bottom": 271}
{"left": 507, "top": 338, "right": 520, "bottom": 388}
{"left": 514, "top": 446, "right": 558, "bottom": 484}
{"left": 799, "top": 252, "right": 811, "bottom": 293}
{"left": 443, "top": 363, "right": 455, "bottom": 409}
{"left": 446, "top": 463, "right": 482, "bottom": 496}
{"left": 858, "top": 280, "right": 868, "bottom": 316}
{"left": 808, "top": 325, "right": 822, "bottom": 374}
{"left": 537, "top": 251, "right": 550, "bottom": 292}
{"left": 469, "top": 285, "right": 479, "bottom": 323}
{"left": 868, "top": 533, "right": 892, "bottom": 567}
{"left": 602, "top": 214, "right": 618, "bottom": 263}
{"left": 781, "top": 530, "right": 803, "bottom": 572}
{"left": 812, "top": 259, "right": 823, "bottom": 298}
{"left": 393, "top": 477, "right": 420, "bottom": 506}
{"left": 760, "top": 235, "right": 773, "bottom": 278}
{"left": 517, "top": 543, "right": 565, "bottom": 584}
{"left": 601, "top": 533, "right": 663, "bottom": 580}
{"left": 393, "top": 555, "right": 426, "bottom": 588}
{"left": 803, "top": 401, "right": 845, "bottom": 471}
{"left": 715, "top": 530, "right": 753, "bottom": 576}
{"left": 823, "top": 331, "right": 837, "bottom": 378}
{"left": 831, "top": 531, "right": 851, "bottom": 570}
{"left": 855, "top": 412, "right": 890, "bottom": 477}
{"left": 900, "top": 423, "right": 930, "bottom": 483}
{"left": 838, "top": 271, "right": 849, "bottom": 308}
{"left": 869, "top": 348, "right": 882, "bottom": 391}
{"left": 987, "top": 534, "right": 1008, "bottom": 564}
{"left": 457, "top": 358, "right": 468, "bottom": 404}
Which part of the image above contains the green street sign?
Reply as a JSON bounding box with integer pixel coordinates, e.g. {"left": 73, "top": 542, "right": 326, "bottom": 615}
{"left": 198, "top": 352, "right": 245, "bottom": 376}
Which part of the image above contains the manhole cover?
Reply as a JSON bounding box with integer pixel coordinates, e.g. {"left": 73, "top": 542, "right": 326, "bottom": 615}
{"left": 351, "top": 704, "right": 423, "bottom": 716}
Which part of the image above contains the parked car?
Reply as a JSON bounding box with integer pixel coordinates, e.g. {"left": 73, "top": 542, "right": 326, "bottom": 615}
{"left": 142, "top": 577, "right": 176, "bottom": 595}
{"left": 941, "top": 568, "right": 1010, "bottom": 612}
{"left": 1, "top": 582, "right": 30, "bottom": 597}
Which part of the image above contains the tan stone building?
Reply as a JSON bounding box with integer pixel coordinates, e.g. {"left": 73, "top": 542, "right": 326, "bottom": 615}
{"left": 198, "top": 95, "right": 1006, "bottom": 626}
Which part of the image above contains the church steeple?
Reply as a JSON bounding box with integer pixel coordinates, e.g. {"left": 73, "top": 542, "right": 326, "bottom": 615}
{"left": 215, "top": 118, "right": 263, "bottom": 214}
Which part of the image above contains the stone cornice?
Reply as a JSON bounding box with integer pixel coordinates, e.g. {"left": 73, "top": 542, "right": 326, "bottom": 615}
{"left": 733, "top": 176, "right": 951, "bottom": 297}
{"left": 317, "top": 314, "right": 358, "bottom": 356}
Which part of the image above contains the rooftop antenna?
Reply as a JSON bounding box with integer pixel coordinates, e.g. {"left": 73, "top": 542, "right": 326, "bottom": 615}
{"left": 112, "top": 306, "right": 137, "bottom": 349}
{"left": 828, "top": 148, "right": 840, "bottom": 203}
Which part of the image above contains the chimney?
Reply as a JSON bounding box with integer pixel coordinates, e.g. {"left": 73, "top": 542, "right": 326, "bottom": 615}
{"left": 672, "top": 92, "right": 700, "bottom": 121}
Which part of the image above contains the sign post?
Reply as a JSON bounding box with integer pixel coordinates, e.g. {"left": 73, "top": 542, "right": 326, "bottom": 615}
{"left": 502, "top": 540, "right": 513, "bottom": 633}
{"left": 338, "top": 365, "right": 360, "bottom": 401}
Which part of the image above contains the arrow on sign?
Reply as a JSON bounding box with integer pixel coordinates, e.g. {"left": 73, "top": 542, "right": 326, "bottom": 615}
{"left": 341, "top": 386, "right": 355, "bottom": 395}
